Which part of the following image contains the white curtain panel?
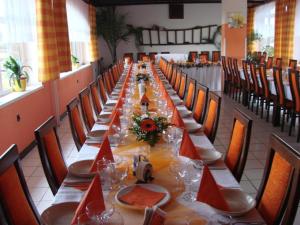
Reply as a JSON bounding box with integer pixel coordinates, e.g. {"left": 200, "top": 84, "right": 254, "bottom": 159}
{"left": 293, "top": 0, "right": 300, "bottom": 61}
{"left": 66, "top": 0, "right": 90, "bottom": 42}
{"left": 253, "top": 2, "right": 275, "bottom": 50}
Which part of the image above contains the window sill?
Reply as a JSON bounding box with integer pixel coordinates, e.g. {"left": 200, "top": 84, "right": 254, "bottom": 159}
{"left": 60, "top": 64, "right": 91, "bottom": 80}
{"left": 0, "top": 84, "right": 43, "bottom": 109}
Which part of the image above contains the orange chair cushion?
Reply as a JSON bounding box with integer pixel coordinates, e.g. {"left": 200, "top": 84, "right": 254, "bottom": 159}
{"left": 174, "top": 72, "right": 181, "bottom": 91}
{"left": 71, "top": 107, "right": 86, "bottom": 146}
{"left": 178, "top": 77, "right": 186, "bottom": 98}
{"left": 225, "top": 120, "right": 245, "bottom": 172}
{"left": 185, "top": 82, "right": 195, "bottom": 109}
{"left": 91, "top": 86, "right": 102, "bottom": 114}
{"left": 43, "top": 130, "right": 68, "bottom": 185}
{"left": 193, "top": 90, "right": 205, "bottom": 122}
{"left": 257, "top": 152, "right": 292, "bottom": 225}
{"left": 82, "top": 95, "right": 95, "bottom": 130}
{"left": 0, "top": 166, "right": 39, "bottom": 225}
{"left": 204, "top": 99, "right": 217, "bottom": 138}
{"left": 99, "top": 79, "right": 108, "bottom": 103}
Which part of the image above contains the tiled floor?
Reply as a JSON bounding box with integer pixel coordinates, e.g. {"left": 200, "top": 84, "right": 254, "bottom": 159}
{"left": 21, "top": 92, "right": 300, "bottom": 224}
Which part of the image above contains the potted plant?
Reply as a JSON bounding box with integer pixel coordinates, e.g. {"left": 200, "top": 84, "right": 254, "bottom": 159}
{"left": 71, "top": 55, "right": 80, "bottom": 69}
{"left": 3, "top": 56, "right": 30, "bottom": 92}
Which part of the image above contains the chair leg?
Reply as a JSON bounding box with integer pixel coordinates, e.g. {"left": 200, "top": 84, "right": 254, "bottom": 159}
{"left": 281, "top": 108, "right": 285, "bottom": 132}
{"left": 297, "top": 115, "right": 300, "bottom": 142}
{"left": 289, "top": 112, "right": 295, "bottom": 136}
{"left": 261, "top": 100, "right": 264, "bottom": 118}
{"left": 266, "top": 103, "right": 270, "bottom": 122}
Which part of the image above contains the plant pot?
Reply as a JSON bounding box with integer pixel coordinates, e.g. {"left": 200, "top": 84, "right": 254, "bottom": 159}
{"left": 13, "top": 78, "right": 27, "bottom": 92}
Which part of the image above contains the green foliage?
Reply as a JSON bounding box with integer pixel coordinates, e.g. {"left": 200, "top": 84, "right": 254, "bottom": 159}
{"left": 96, "top": 7, "right": 131, "bottom": 63}
{"left": 262, "top": 45, "right": 274, "bottom": 57}
{"left": 3, "top": 56, "right": 30, "bottom": 88}
{"left": 71, "top": 55, "right": 79, "bottom": 64}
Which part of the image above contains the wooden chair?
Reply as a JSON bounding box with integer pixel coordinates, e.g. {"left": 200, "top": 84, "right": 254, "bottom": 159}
{"left": 233, "top": 58, "right": 243, "bottom": 102}
{"left": 212, "top": 51, "right": 221, "bottom": 63}
{"left": 188, "top": 51, "right": 198, "bottom": 62}
{"left": 242, "top": 60, "right": 254, "bottom": 109}
{"left": 256, "top": 134, "right": 300, "bottom": 225}
{"left": 192, "top": 83, "right": 209, "bottom": 124}
{"left": 288, "top": 69, "right": 300, "bottom": 142}
{"left": 203, "top": 92, "right": 221, "bottom": 143}
{"left": 137, "top": 52, "right": 147, "bottom": 61}
{"left": 108, "top": 69, "right": 116, "bottom": 88}
{"left": 288, "top": 59, "right": 297, "bottom": 69}
{"left": 67, "top": 98, "right": 87, "bottom": 150}
{"left": 103, "top": 71, "right": 113, "bottom": 95}
{"left": 174, "top": 70, "right": 182, "bottom": 92}
{"left": 227, "top": 57, "right": 235, "bottom": 97}
{"left": 266, "top": 57, "right": 273, "bottom": 69}
{"left": 0, "top": 145, "right": 40, "bottom": 225}
{"left": 200, "top": 51, "right": 210, "bottom": 61}
{"left": 224, "top": 109, "right": 253, "bottom": 182}
{"left": 275, "top": 58, "right": 282, "bottom": 68}
{"left": 221, "top": 56, "right": 231, "bottom": 94}
{"left": 97, "top": 75, "right": 108, "bottom": 105}
{"left": 35, "top": 116, "right": 68, "bottom": 195}
{"left": 273, "top": 67, "right": 293, "bottom": 132}
{"left": 170, "top": 65, "right": 178, "bottom": 87}
{"left": 178, "top": 72, "right": 187, "bottom": 100}
{"left": 123, "top": 53, "right": 133, "bottom": 64}
{"left": 184, "top": 78, "right": 196, "bottom": 111}
{"left": 249, "top": 62, "right": 263, "bottom": 114}
{"left": 90, "top": 81, "right": 102, "bottom": 116}
{"left": 149, "top": 52, "right": 157, "bottom": 62}
{"left": 79, "top": 87, "right": 96, "bottom": 132}
{"left": 258, "top": 64, "right": 276, "bottom": 122}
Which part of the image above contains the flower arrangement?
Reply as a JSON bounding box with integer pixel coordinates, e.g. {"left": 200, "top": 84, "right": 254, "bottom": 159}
{"left": 228, "top": 12, "right": 245, "bottom": 28}
{"left": 129, "top": 114, "right": 170, "bottom": 146}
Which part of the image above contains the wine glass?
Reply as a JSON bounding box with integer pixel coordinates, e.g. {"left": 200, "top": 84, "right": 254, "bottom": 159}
{"left": 181, "top": 164, "right": 202, "bottom": 202}
{"left": 97, "top": 159, "right": 113, "bottom": 191}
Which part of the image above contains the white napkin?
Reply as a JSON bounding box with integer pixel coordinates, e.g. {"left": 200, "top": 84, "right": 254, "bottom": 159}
{"left": 53, "top": 186, "right": 84, "bottom": 204}
{"left": 91, "top": 124, "right": 109, "bottom": 131}
{"left": 190, "top": 135, "right": 214, "bottom": 150}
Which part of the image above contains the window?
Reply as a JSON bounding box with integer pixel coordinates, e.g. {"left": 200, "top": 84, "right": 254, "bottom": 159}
{"left": 293, "top": 0, "right": 300, "bottom": 61}
{"left": 0, "top": 0, "right": 38, "bottom": 96}
{"left": 66, "top": 0, "right": 90, "bottom": 68}
{"left": 253, "top": 2, "right": 275, "bottom": 52}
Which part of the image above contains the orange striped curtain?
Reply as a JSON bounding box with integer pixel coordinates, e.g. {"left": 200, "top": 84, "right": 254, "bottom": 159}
{"left": 274, "top": 0, "right": 296, "bottom": 66}
{"left": 247, "top": 7, "right": 255, "bottom": 53}
{"left": 53, "top": 0, "right": 72, "bottom": 72}
{"left": 36, "top": 0, "right": 71, "bottom": 82}
{"left": 89, "top": 5, "right": 100, "bottom": 62}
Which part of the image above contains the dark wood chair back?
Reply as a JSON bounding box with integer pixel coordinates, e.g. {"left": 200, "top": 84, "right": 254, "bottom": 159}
{"left": 170, "top": 65, "right": 178, "bottom": 86}
{"left": 149, "top": 52, "right": 157, "bottom": 62}
{"left": 184, "top": 78, "right": 196, "bottom": 110}
{"left": 212, "top": 51, "right": 221, "bottom": 62}
{"left": 203, "top": 92, "right": 221, "bottom": 143}
{"left": 137, "top": 52, "right": 147, "bottom": 61}
{"left": 250, "top": 62, "right": 260, "bottom": 95}
{"left": 193, "top": 83, "right": 209, "bottom": 124}
{"left": 66, "top": 98, "right": 86, "bottom": 150}
{"left": 288, "top": 69, "right": 300, "bottom": 113}
{"left": 35, "top": 116, "right": 68, "bottom": 195}
{"left": 123, "top": 53, "right": 133, "bottom": 64}
{"left": 227, "top": 57, "right": 235, "bottom": 80}
{"left": 266, "top": 56, "right": 273, "bottom": 69}
{"left": 224, "top": 109, "right": 253, "bottom": 182}
{"left": 0, "top": 145, "right": 40, "bottom": 225}
{"left": 79, "top": 87, "right": 95, "bottom": 132}
{"left": 178, "top": 72, "right": 187, "bottom": 99}
{"left": 97, "top": 75, "right": 108, "bottom": 104}
{"left": 289, "top": 59, "right": 297, "bottom": 69}
{"left": 103, "top": 71, "right": 113, "bottom": 94}
{"left": 256, "top": 134, "right": 300, "bottom": 225}
{"left": 233, "top": 58, "right": 241, "bottom": 85}
{"left": 242, "top": 60, "right": 251, "bottom": 91}
{"left": 90, "top": 80, "right": 102, "bottom": 116}
{"left": 273, "top": 67, "right": 286, "bottom": 107}
{"left": 258, "top": 64, "right": 271, "bottom": 100}
{"left": 174, "top": 70, "right": 182, "bottom": 92}
{"left": 275, "top": 58, "right": 282, "bottom": 68}
{"left": 188, "top": 51, "right": 198, "bottom": 62}
{"left": 221, "top": 56, "right": 230, "bottom": 82}
{"left": 200, "top": 51, "right": 210, "bottom": 61}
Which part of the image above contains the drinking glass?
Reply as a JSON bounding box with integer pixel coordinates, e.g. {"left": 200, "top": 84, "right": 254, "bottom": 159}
{"left": 77, "top": 212, "right": 97, "bottom": 225}
{"left": 86, "top": 201, "right": 104, "bottom": 223}
{"left": 168, "top": 161, "right": 184, "bottom": 193}
{"left": 97, "top": 159, "right": 113, "bottom": 191}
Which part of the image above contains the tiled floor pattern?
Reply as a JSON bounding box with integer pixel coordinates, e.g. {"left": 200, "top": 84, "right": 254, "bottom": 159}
{"left": 21, "top": 92, "right": 300, "bottom": 224}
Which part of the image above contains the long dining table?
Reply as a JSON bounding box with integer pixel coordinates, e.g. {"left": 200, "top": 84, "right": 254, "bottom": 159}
{"left": 46, "top": 62, "right": 266, "bottom": 225}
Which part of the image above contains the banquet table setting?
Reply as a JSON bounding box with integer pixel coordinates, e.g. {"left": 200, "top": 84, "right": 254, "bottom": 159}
{"left": 40, "top": 62, "right": 266, "bottom": 225}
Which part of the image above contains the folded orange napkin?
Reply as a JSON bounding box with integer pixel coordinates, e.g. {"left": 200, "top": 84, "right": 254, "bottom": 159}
{"left": 179, "top": 131, "right": 201, "bottom": 160}
{"left": 71, "top": 176, "right": 105, "bottom": 225}
{"left": 119, "top": 186, "right": 166, "bottom": 208}
{"left": 90, "top": 136, "right": 114, "bottom": 172}
{"left": 196, "top": 166, "right": 230, "bottom": 211}
{"left": 172, "top": 108, "right": 185, "bottom": 128}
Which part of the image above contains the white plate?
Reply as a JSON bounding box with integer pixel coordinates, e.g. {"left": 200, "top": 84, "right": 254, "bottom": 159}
{"left": 98, "top": 114, "right": 111, "bottom": 123}
{"left": 41, "top": 202, "right": 79, "bottom": 225}
{"left": 172, "top": 98, "right": 183, "bottom": 106}
{"left": 178, "top": 109, "right": 192, "bottom": 118}
{"left": 185, "top": 122, "right": 202, "bottom": 133}
{"left": 115, "top": 184, "right": 170, "bottom": 210}
{"left": 87, "top": 130, "right": 106, "bottom": 140}
{"left": 68, "top": 160, "right": 95, "bottom": 178}
{"left": 195, "top": 148, "right": 222, "bottom": 165}
{"left": 211, "top": 188, "right": 256, "bottom": 217}
{"left": 167, "top": 89, "right": 177, "bottom": 95}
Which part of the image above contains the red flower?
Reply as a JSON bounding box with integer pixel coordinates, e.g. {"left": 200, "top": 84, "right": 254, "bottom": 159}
{"left": 140, "top": 119, "right": 157, "bottom": 132}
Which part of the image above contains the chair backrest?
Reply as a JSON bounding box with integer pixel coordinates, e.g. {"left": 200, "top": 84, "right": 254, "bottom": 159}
{"left": 123, "top": 53, "right": 133, "bottom": 64}
{"left": 201, "top": 51, "right": 210, "bottom": 60}
{"left": 221, "top": 56, "right": 230, "bottom": 81}
{"left": 288, "top": 69, "right": 300, "bottom": 113}
{"left": 174, "top": 70, "right": 182, "bottom": 92}
{"left": 249, "top": 62, "right": 260, "bottom": 94}
{"left": 224, "top": 109, "right": 252, "bottom": 182}
{"left": 79, "top": 87, "right": 95, "bottom": 132}
{"left": 166, "top": 63, "right": 173, "bottom": 81}
{"left": 233, "top": 58, "right": 241, "bottom": 84}
{"left": 289, "top": 59, "right": 297, "bottom": 69}
{"left": 227, "top": 57, "right": 235, "bottom": 78}
{"left": 262, "top": 51, "right": 267, "bottom": 59}
{"left": 256, "top": 134, "right": 300, "bottom": 225}
{"left": 112, "top": 65, "right": 119, "bottom": 84}
{"left": 275, "top": 58, "right": 282, "bottom": 68}
{"left": 90, "top": 81, "right": 102, "bottom": 115}
{"left": 178, "top": 72, "right": 187, "bottom": 99}
{"left": 184, "top": 78, "right": 196, "bottom": 110}
{"left": 193, "top": 83, "right": 209, "bottom": 124}
{"left": 258, "top": 64, "right": 271, "bottom": 99}
{"left": 97, "top": 75, "right": 108, "bottom": 104}
{"left": 273, "top": 67, "right": 286, "bottom": 107}
{"left": 203, "top": 92, "right": 221, "bottom": 143}
{"left": 149, "top": 52, "right": 157, "bottom": 62}
{"left": 188, "top": 51, "right": 198, "bottom": 62}
{"left": 108, "top": 69, "right": 116, "bottom": 87}
{"left": 266, "top": 57, "right": 273, "bottom": 69}
{"left": 212, "top": 51, "right": 221, "bottom": 62}
{"left": 67, "top": 98, "right": 86, "bottom": 150}
{"left": 137, "top": 52, "right": 146, "bottom": 61}
{"left": 35, "top": 116, "right": 68, "bottom": 194}
{"left": 242, "top": 60, "right": 251, "bottom": 91}
{"left": 0, "top": 145, "right": 40, "bottom": 225}
{"left": 103, "top": 71, "right": 113, "bottom": 94}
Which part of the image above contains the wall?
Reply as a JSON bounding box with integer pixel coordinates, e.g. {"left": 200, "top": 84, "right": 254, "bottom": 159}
{"left": 99, "top": 4, "right": 222, "bottom": 66}
{"left": 0, "top": 65, "right": 94, "bottom": 155}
